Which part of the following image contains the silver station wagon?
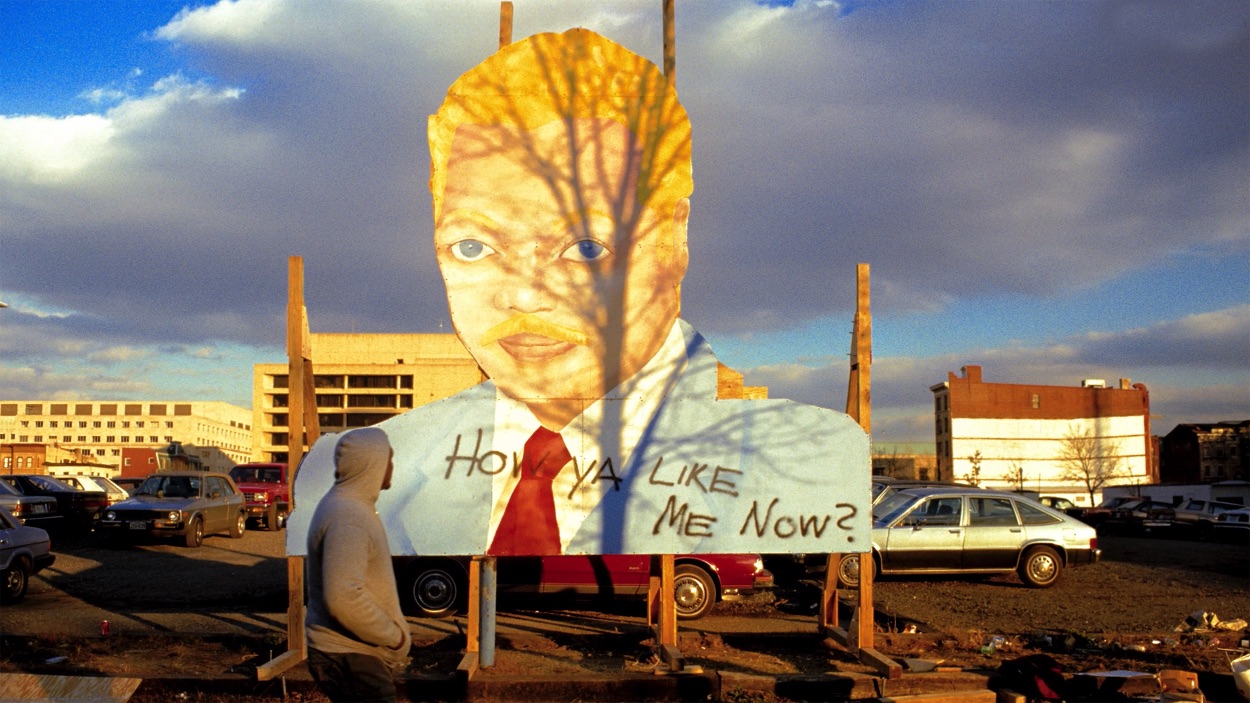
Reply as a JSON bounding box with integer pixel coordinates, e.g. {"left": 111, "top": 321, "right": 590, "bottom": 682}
{"left": 837, "top": 487, "right": 1101, "bottom": 589}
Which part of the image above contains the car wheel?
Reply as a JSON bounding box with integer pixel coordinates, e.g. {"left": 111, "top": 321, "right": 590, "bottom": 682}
{"left": 673, "top": 564, "right": 716, "bottom": 620}
{"left": 184, "top": 517, "right": 204, "bottom": 548}
{"left": 1, "top": 558, "right": 30, "bottom": 605}
{"left": 229, "top": 511, "right": 246, "bottom": 538}
{"left": 837, "top": 553, "right": 873, "bottom": 589}
{"left": 1018, "top": 545, "right": 1062, "bottom": 588}
{"left": 265, "top": 504, "right": 281, "bottom": 532}
{"left": 399, "top": 560, "right": 466, "bottom": 618}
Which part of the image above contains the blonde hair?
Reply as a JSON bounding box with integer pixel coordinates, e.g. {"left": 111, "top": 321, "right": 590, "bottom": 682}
{"left": 428, "top": 29, "right": 693, "bottom": 224}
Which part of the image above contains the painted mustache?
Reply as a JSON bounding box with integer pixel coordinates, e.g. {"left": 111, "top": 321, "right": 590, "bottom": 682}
{"left": 480, "top": 314, "right": 589, "bottom": 347}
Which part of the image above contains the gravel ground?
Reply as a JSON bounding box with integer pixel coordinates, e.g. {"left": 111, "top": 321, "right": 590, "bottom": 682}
{"left": 1, "top": 527, "right": 1248, "bottom": 701}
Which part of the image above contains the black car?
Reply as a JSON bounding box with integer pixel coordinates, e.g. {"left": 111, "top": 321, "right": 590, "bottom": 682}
{"left": 0, "top": 475, "right": 107, "bottom": 535}
{"left": 0, "top": 480, "right": 61, "bottom": 531}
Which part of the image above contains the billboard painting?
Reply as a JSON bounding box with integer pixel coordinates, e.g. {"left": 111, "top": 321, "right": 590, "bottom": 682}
{"left": 287, "top": 29, "right": 871, "bottom": 557}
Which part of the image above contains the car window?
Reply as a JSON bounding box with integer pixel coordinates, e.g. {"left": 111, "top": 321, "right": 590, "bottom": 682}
{"left": 899, "top": 497, "right": 962, "bottom": 527}
{"left": 1184, "top": 500, "right": 1204, "bottom": 511}
{"left": 0, "top": 509, "right": 15, "bottom": 529}
{"left": 968, "top": 497, "right": 1019, "bottom": 526}
{"left": 27, "top": 475, "right": 72, "bottom": 490}
{"left": 0, "top": 481, "right": 18, "bottom": 496}
{"left": 1017, "top": 501, "right": 1062, "bottom": 525}
{"left": 207, "top": 476, "right": 234, "bottom": 496}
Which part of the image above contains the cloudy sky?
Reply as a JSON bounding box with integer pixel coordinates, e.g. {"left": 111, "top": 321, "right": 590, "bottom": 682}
{"left": 1, "top": 0, "right": 1246, "bottom": 446}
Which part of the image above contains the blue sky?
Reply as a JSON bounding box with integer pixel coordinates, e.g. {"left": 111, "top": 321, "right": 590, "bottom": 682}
{"left": 1, "top": 0, "right": 1247, "bottom": 446}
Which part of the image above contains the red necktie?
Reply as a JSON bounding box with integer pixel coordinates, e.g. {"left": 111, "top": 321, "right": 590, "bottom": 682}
{"left": 488, "top": 427, "right": 571, "bottom": 556}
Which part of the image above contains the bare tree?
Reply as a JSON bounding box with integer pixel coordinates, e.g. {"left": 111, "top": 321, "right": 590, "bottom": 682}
{"left": 965, "top": 450, "right": 983, "bottom": 487}
{"left": 1005, "top": 462, "right": 1025, "bottom": 492}
{"left": 1057, "top": 426, "right": 1128, "bottom": 505}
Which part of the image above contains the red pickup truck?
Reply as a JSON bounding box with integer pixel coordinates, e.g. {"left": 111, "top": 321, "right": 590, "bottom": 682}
{"left": 227, "top": 463, "right": 289, "bottom": 531}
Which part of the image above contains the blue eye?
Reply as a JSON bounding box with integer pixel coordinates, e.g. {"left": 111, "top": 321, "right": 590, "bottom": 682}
{"left": 562, "top": 239, "right": 609, "bottom": 262}
{"left": 451, "top": 239, "right": 494, "bottom": 262}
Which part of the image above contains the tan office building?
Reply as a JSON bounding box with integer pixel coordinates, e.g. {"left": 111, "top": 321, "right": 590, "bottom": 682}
{"left": 0, "top": 400, "right": 253, "bottom": 472}
{"left": 251, "top": 333, "right": 485, "bottom": 463}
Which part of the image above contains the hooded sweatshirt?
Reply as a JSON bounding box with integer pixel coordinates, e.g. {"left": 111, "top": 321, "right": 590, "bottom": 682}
{"left": 305, "top": 427, "right": 411, "bottom": 671}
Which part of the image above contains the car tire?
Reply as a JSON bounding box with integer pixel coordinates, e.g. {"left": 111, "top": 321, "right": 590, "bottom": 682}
{"left": 836, "top": 553, "right": 875, "bottom": 589}
{"left": 398, "top": 559, "right": 466, "bottom": 618}
{"left": 265, "top": 504, "right": 281, "bottom": 532}
{"left": 1, "top": 557, "right": 30, "bottom": 605}
{"left": 229, "top": 511, "right": 246, "bottom": 538}
{"left": 184, "top": 517, "right": 204, "bottom": 548}
{"left": 1018, "top": 545, "right": 1062, "bottom": 588}
{"left": 673, "top": 564, "right": 716, "bottom": 620}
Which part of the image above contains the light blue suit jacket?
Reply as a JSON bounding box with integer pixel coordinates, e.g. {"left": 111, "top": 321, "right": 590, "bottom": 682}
{"left": 288, "top": 321, "right": 871, "bottom": 556}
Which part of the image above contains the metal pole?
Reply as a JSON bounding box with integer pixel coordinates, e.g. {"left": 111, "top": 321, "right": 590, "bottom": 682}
{"left": 480, "top": 557, "right": 497, "bottom": 667}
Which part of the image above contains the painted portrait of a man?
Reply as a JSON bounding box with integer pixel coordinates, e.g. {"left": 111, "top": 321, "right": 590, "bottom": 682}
{"left": 289, "top": 28, "right": 870, "bottom": 558}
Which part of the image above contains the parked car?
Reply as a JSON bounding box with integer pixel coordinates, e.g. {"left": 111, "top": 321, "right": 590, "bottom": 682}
{"left": 393, "top": 553, "right": 773, "bottom": 621}
{"left": 0, "top": 475, "right": 107, "bottom": 535}
{"left": 836, "top": 486, "right": 1101, "bottom": 589}
{"left": 1101, "top": 499, "right": 1175, "bottom": 534}
{"left": 1213, "top": 507, "right": 1250, "bottom": 543}
{"left": 1170, "top": 499, "right": 1244, "bottom": 539}
{"left": 871, "top": 477, "right": 976, "bottom": 510}
{"left": 227, "top": 463, "right": 290, "bottom": 531}
{"left": 0, "top": 507, "right": 55, "bottom": 604}
{"left": 59, "top": 475, "right": 129, "bottom": 507}
{"left": 0, "top": 480, "right": 61, "bottom": 531}
{"left": 112, "top": 477, "right": 146, "bottom": 494}
{"left": 1065, "top": 495, "right": 1143, "bottom": 527}
{"left": 97, "top": 472, "right": 247, "bottom": 548}
{"left": 1036, "top": 496, "right": 1079, "bottom": 512}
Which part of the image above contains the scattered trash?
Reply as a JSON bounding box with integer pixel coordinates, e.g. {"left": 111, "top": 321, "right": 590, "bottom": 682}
{"left": 900, "top": 657, "right": 943, "bottom": 672}
{"left": 44, "top": 656, "right": 68, "bottom": 665}
{"left": 981, "top": 635, "right": 1006, "bottom": 654}
{"left": 902, "top": 624, "right": 918, "bottom": 634}
{"left": 996, "top": 654, "right": 1067, "bottom": 702}
{"left": 1175, "top": 610, "right": 1247, "bottom": 633}
{"left": 1231, "top": 652, "right": 1250, "bottom": 702}
{"left": 1158, "top": 668, "right": 1206, "bottom": 703}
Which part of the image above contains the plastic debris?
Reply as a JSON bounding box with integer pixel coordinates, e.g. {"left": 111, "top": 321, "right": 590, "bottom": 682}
{"left": 44, "top": 656, "right": 68, "bottom": 665}
{"left": 1175, "top": 611, "right": 1248, "bottom": 633}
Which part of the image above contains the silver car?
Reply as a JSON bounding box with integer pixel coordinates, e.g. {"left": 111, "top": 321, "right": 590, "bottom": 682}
{"left": 1, "top": 507, "right": 55, "bottom": 604}
{"left": 838, "top": 487, "right": 1101, "bottom": 589}
{"left": 97, "top": 472, "right": 246, "bottom": 548}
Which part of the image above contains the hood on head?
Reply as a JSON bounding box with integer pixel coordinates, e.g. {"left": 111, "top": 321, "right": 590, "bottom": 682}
{"left": 333, "top": 427, "right": 391, "bottom": 501}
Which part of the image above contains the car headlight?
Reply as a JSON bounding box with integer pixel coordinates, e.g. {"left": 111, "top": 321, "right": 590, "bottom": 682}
{"left": 167, "top": 511, "right": 181, "bottom": 523}
{"left": 104, "top": 511, "right": 116, "bottom": 521}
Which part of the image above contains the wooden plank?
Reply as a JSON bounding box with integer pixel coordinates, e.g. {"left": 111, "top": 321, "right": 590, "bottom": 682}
{"left": 498, "top": 2, "right": 512, "bottom": 49}
{"left": 256, "top": 648, "right": 303, "bottom": 682}
{"left": 880, "top": 691, "right": 996, "bottom": 703}
{"left": 0, "top": 674, "right": 141, "bottom": 702}
{"left": 858, "top": 646, "right": 902, "bottom": 679}
{"left": 287, "top": 256, "right": 305, "bottom": 467}
{"left": 663, "top": 0, "right": 675, "bottom": 82}
{"left": 466, "top": 557, "right": 481, "bottom": 654}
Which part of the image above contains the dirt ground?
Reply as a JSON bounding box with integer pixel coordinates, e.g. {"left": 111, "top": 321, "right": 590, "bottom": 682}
{"left": 2, "top": 530, "right": 1248, "bottom": 701}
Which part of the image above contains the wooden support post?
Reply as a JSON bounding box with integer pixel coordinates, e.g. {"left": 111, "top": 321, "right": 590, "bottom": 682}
{"left": 499, "top": 2, "right": 512, "bottom": 49}
{"left": 647, "top": 554, "right": 683, "bottom": 671}
{"left": 259, "top": 256, "right": 320, "bottom": 681}
{"left": 662, "top": 0, "right": 675, "bottom": 83}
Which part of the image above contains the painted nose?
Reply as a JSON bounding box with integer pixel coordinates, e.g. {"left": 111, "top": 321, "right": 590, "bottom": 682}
{"left": 494, "top": 254, "right": 556, "bottom": 313}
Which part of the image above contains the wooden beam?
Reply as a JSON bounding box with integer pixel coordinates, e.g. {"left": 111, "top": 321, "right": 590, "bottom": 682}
{"left": 662, "top": 0, "right": 675, "bottom": 83}
{"left": 499, "top": 2, "right": 513, "bottom": 49}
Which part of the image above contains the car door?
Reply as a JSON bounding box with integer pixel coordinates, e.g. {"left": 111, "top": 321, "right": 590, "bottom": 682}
{"left": 962, "top": 496, "right": 1024, "bottom": 570}
{"left": 204, "top": 476, "right": 233, "bottom": 532}
{"left": 880, "top": 496, "right": 964, "bottom": 572}
{"left": 536, "top": 554, "right": 647, "bottom": 595}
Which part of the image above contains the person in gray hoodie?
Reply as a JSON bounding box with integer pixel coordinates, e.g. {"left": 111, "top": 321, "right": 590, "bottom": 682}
{"left": 305, "top": 427, "right": 411, "bottom": 703}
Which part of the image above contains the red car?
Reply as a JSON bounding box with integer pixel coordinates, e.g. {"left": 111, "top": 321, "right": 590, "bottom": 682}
{"left": 393, "top": 554, "right": 773, "bottom": 621}
{"left": 228, "top": 463, "right": 290, "bottom": 531}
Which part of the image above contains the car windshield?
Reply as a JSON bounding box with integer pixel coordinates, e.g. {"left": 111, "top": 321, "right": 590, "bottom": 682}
{"left": 875, "top": 492, "right": 922, "bottom": 523}
{"left": 135, "top": 475, "right": 201, "bottom": 498}
{"left": 26, "top": 475, "right": 73, "bottom": 491}
{"left": 230, "top": 466, "right": 282, "bottom": 483}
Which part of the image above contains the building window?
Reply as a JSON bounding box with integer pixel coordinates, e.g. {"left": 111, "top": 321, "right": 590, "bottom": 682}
{"left": 1031, "top": 394, "right": 1040, "bottom": 409}
{"left": 24, "top": 404, "right": 42, "bottom": 415}
{"left": 75, "top": 404, "right": 92, "bottom": 415}
{"left": 50, "top": 404, "right": 67, "bottom": 415}
{"left": 100, "top": 404, "right": 117, "bottom": 415}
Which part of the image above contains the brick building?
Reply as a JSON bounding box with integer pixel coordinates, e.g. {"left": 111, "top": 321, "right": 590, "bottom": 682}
{"left": 930, "top": 365, "right": 1154, "bottom": 506}
{"left": 1159, "top": 421, "right": 1249, "bottom": 483}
